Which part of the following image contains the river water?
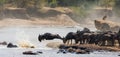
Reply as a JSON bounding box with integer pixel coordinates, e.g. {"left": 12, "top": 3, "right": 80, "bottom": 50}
{"left": 0, "top": 26, "right": 119, "bottom": 57}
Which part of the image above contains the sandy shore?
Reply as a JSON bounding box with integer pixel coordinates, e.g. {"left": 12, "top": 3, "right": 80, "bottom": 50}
{"left": 0, "top": 18, "right": 77, "bottom": 27}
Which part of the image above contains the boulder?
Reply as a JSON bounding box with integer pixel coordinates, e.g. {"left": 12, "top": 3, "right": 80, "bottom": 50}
{"left": 46, "top": 42, "right": 63, "bottom": 49}
{"left": 67, "top": 47, "right": 76, "bottom": 53}
{"left": 7, "top": 43, "right": 17, "bottom": 48}
{"left": 37, "top": 51, "right": 43, "bottom": 54}
{"left": 57, "top": 49, "right": 67, "bottom": 54}
{"left": 0, "top": 41, "right": 7, "bottom": 45}
{"left": 94, "top": 19, "right": 120, "bottom": 32}
{"left": 75, "top": 49, "right": 87, "bottom": 54}
{"left": 23, "top": 51, "right": 43, "bottom": 55}
{"left": 23, "top": 51, "right": 38, "bottom": 55}
{"left": 59, "top": 44, "right": 70, "bottom": 49}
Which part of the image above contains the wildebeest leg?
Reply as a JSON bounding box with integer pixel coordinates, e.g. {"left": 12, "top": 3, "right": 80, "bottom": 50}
{"left": 97, "top": 41, "right": 102, "bottom": 46}
{"left": 110, "top": 38, "right": 115, "bottom": 46}
{"left": 89, "top": 38, "right": 92, "bottom": 44}
{"left": 75, "top": 40, "right": 78, "bottom": 45}
{"left": 101, "top": 40, "right": 106, "bottom": 46}
{"left": 112, "top": 39, "right": 115, "bottom": 46}
{"left": 83, "top": 38, "right": 85, "bottom": 44}
{"left": 118, "top": 39, "right": 120, "bottom": 47}
{"left": 71, "top": 39, "right": 72, "bottom": 45}
{"left": 75, "top": 39, "right": 79, "bottom": 44}
{"left": 95, "top": 41, "right": 98, "bottom": 45}
{"left": 84, "top": 38, "right": 86, "bottom": 44}
{"left": 86, "top": 38, "right": 89, "bottom": 44}
{"left": 80, "top": 40, "right": 82, "bottom": 44}
{"left": 67, "top": 40, "right": 69, "bottom": 45}
{"left": 107, "top": 40, "right": 111, "bottom": 46}
{"left": 65, "top": 40, "right": 69, "bottom": 45}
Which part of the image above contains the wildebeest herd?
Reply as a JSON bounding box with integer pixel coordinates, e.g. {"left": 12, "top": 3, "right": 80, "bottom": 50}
{"left": 38, "top": 27, "right": 120, "bottom": 47}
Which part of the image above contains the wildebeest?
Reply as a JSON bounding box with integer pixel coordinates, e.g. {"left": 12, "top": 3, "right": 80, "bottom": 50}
{"left": 94, "top": 31, "right": 117, "bottom": 46}
{"left": 116, "top": 29, "right": 120, "bottom": 46}
{"left": 37, "top": 27, "right": 120, "bottom": 47}
{"left": 63, "top": 32, "right": 77, "bottom": 45}
{"left": 75, "top": 28, "right": 119, "bottom": 46}
{"left": 38, "top": 33, "right": 62, "bottom": 42}
{"left": 75, "top": 27, "right": 91, "bottom": 44}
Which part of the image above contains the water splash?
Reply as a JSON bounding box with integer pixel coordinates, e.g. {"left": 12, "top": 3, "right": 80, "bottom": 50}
{"left": 15, "top": 28, "right": 35, "bottom": 48}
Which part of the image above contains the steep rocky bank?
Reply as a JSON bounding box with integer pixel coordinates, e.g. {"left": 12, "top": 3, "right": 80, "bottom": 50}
{"left": 0, "top": 7, "right": 78, "bottom": 27}
{"left": 94, "top": 19, "right": 120, "bottom": 32}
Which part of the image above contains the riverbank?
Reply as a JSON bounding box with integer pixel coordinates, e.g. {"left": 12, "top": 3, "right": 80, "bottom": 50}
{"left": 46, "top": 42, "right": 120, "bottom": 52}
{"left": 0, "top": 7, "right": 79, "bottom": 27}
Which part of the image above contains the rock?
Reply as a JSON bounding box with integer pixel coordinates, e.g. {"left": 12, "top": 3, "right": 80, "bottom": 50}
{"left": 84, "top": 49, "right": 92, "bottom": 53}
{"left": 37, "top": 51, "right": 43, "bottom": 54}
{"left": 94, "top": 19, "right": 120, "bottom": 32}
{"left": 118, "top": 55, "right": 120, "bottom": 56}
{"left": 59, "top": 44, "right": 69, "bottom": 49}
{"left": 23, "top": 51, "right": 38, "bottom": 55}
{"left": 78, "top": 47, "right": 87, "bottom": 50}
{"left": 57, "top": 49, "right": 67, "bottom": 54}
{"left": 67, "top": 47, "right": 76, "bottom": 53}
{"left": 46, "top": 42, "right": 63, "bottom": 49}
{"left": 7, "top": 43, "right": 17, "bottom": 48}
{"left": 30, "top": 46, "right": 35, "bottom": 48}
{"left": 63, "top": 51, "right": 67, "bottom": 54}
{"left": 70, "top": 46, "right": 79, "bottom": 49}
{"left": 75, "top": 49, "right": 87, "bottom": 54}
{"left": 0, "top": 41, "right": 7, "bottom": 45}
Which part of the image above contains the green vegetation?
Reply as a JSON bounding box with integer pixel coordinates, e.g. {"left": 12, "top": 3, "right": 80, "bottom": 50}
{"left": 0, "top": 0, "right": 119, "bottom": 18}
{"left": 114, "top": 0, "right": 120, "bottom": 17}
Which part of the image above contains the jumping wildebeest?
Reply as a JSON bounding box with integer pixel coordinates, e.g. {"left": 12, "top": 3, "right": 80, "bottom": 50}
{"left": 38, "top": 33, "right": 62, "bottom": 42}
